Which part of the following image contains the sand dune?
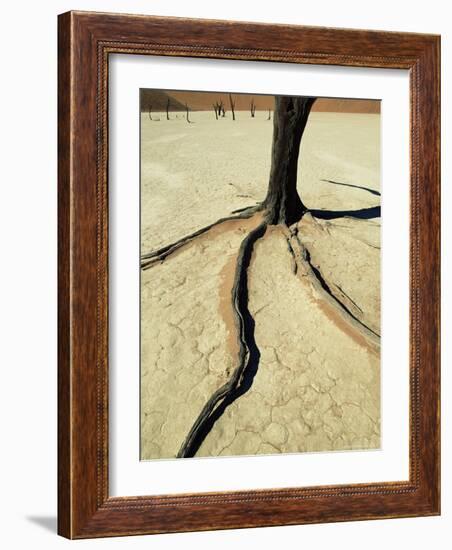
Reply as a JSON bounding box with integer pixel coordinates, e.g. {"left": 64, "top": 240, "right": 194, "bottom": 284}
{"left": 168, "top": 91, "right": 380, "bottom": 113}
{"left": 140, "top": 89, "right": 380, "bottom": 114}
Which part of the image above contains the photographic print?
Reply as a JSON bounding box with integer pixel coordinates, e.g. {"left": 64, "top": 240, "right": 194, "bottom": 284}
{"left": 140, "top": 90, "right": 381, "bottom": 460}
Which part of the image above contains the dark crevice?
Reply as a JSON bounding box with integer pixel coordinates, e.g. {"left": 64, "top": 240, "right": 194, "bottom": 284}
{"left": 177, "top": 221, "right": 267, "bottom": 458}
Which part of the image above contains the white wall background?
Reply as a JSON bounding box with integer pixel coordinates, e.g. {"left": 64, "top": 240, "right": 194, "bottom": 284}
{"left": 0, "top": 1, "right": 449, "bottom": 548}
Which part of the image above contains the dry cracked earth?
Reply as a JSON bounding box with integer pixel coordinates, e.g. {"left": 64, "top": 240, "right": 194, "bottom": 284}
{"left": 140, "top": 111, "right": 381, "bottom": 460}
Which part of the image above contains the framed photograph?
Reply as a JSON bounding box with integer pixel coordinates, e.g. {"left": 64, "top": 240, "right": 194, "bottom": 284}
{"left": 58, "top": 11, "right": 440, "bottom": 538}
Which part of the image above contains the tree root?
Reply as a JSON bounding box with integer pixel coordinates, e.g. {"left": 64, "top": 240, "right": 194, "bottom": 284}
{"left": 145, "top": 204, "right": 379, "bottom": 457}
{"left": 281, "top": 224, "right": 380, "bottom": 352}
{"left": 141, "top": 204, "right": 262, "bottom": 270}
{"left": 177, "top": 220, "right": 268, "bottom": 458}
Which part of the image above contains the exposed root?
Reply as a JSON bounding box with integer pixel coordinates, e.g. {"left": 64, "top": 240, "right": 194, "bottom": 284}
{"left": 146, "top": 202, "right": 379, "bottom": 456}
{"left": 281, "top": 224, "right": 380, "bottom": 352}
{"left": 177, "top": 220, "right": 268, "bottom": 458}
{"left": 316, "top": 218, "right": 381, "bottom": 250}
{"left": 334, "top": 284, "right": 363, "bottom": 314}
{"left": 141, "top": 204, "right": 262, "bottom": 269}
{"left": 231, "top": 203, "right": 260, "bottom": 214}
{"left": 304, "top": 246, "right": 379, "bottom": 338}
{"left": 285, "top": 238, "right": 298, "bottom": 275}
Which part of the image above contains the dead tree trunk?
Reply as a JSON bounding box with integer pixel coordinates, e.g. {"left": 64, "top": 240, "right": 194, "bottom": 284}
{"left": 166, "top": 97, "right": 170, "bottom": 120}
{"left": 250, "top": 99, "right": 256, "bottom": 118}
{"left": 185, "top": 102, "right": 192, "bottom": 123}
{"left": 229, "top": 94, "right": 236, "bottom": 121}
{"left": 263, "top": 96, "right": 316, "bottom": 225}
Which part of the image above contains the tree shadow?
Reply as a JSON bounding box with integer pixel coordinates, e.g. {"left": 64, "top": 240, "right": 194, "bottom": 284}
{"left": 322, "top": 179, "right": 380, "bottom": 197}
{"left": 26, "top": 516, "right": 57, "bottom": 533}
{"left": 310, "top": 206, "right": 380, "bottom": 220}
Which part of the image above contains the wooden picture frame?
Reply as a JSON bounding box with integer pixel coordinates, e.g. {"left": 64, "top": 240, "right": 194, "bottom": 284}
{"left": 58, "top": 10, "right": 440, "bottom": 538}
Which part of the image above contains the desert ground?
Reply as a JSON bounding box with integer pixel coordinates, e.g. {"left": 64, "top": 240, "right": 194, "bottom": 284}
{"left": 140, "top": 108, "right": 380, "bottom": 460}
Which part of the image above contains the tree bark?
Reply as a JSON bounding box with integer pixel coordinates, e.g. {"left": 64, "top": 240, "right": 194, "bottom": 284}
{"left": 263, "top": 96, "right": 315, "bottom": 225}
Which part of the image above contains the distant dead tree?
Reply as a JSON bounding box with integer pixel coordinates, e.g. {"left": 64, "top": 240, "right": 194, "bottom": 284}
{"left": 185, "top": 102, "right": 193, "bottom": 123}
{"left": 229, "top": 94, "right": 236, "bottom": 121}
{"left": 213, "top": 99, "right": 225, "bottom": 119}
{"left": 267, "top": 109, "right": 272, "bottom": 120}
{"left": 147, "top": 105, "right": 160, "bottom": 121}
{"left": 166, "top": 97, "right": 170, "bottom": 120}
{"left": 250, "top": 98, "right": 256, "bottom": 118}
